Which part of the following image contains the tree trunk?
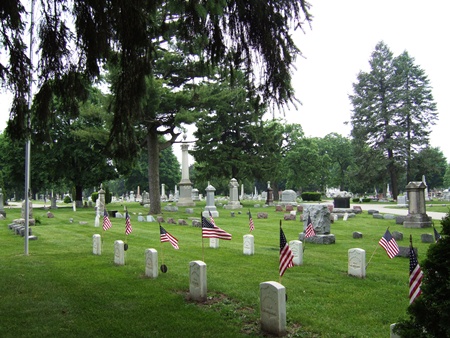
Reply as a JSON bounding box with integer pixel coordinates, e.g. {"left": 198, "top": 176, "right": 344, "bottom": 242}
{"left": 75, "top": 185, "right": 83, "bottom": 207}
{"left": 147, "top": 130, "right": 161, "bottom": 215}
{"left": 387, "top": 149, "right": 399, "bottom": 200}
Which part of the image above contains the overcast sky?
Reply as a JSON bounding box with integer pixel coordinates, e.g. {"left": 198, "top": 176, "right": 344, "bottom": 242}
{"left": 1, "top": 0, "right": 449, "bottom": 164}
{"left": 285, "top": 0, "right": 450, "bottom": 161}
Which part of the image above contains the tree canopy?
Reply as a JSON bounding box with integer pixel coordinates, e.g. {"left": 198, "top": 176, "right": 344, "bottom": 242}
{"left": 350, "top": 41, "right": 437, "bottom": 199}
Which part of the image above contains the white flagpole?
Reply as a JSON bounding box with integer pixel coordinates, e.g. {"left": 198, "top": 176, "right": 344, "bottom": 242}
{"left": 25, "top": 0, "right": 35, "bottom": 255}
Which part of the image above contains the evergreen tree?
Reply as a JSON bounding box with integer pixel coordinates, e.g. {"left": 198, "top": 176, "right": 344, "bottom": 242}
{"left": 350, "top": 42, "right": 438, "bottom": 199}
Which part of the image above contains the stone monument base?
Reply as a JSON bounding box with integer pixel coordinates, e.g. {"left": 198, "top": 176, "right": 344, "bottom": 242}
{"left": 403, "top": 214, "right": 432, "bottom": 228}
{"left": 202, "top": 210, "right": 219, "bottom": 218}
{"left": 176, "top": 199, "right": 196, "bottom": 207}
{"left": 224, "top": 203, "right": 242, "bottom": 210}
{"left": 299, "top": 233, "right": 335, "bottom": 244}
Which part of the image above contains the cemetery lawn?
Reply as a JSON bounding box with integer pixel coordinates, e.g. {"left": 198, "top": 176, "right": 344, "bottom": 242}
{"left": 1, "top": 201, "right": 443, "bottom": 337}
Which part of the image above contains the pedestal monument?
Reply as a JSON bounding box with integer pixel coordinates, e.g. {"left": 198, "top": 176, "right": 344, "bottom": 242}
{"left": 177, "top": 134, "right": 195, "bottom": 207}
{"left": 403, "top": 181, "right": 432, "bottom": 228}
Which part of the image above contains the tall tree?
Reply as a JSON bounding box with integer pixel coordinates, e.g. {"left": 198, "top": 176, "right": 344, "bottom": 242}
{"left": 192, "top": 70, "right": 265, "bottom": 182}
{"left": 349, "top": 41, "right": 438, "bottom": 199}
{"left": 394, "top": 51, "right": 438, "bottom": 182}
{"left": 409, "top": 147, "right": 447, "bottom": 190}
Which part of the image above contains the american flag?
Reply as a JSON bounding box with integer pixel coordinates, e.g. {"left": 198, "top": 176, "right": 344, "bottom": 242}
{"left": 433, "top": 227, "right": 441, "bottom": 243}
{"left": 409, "top": 245, "right": 423, "bottom": 304}
{"left": 280, "top": 226, "right": 294, "bottom": 277}
{"left": 304, "top": 215, "right": 316, "bottom": 238}
{"left": 125, "top": 210, "right": 133, "bottom": 235}
{"left": 248, "top": 210, "right": 255, "bottom": 232}
{"left": 160, "top": 225, "right": 179, "bottom": 250}
{"left": 209, "top": 210, "right": 216, "bottom": 226}
{"left": 379, "top": 229, "right": 399, "bottom": 259}
{"left": 201, "top": 216, "right": 232, "bottom": 240}
{"left": 102, "top": 210, "right": 112, "bottom": 231}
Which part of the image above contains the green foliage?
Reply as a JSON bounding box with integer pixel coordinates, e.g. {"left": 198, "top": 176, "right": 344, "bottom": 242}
{"left": 63, "top": 195, "right": 71, "bottom": 203}
{"left": 362, "top": 198, "right": 372, "bottom": 203}
{"left": 301, "top": 192, "right": 321, "bottom": 201}
{"left": 409, "top": 147, "right": 447, "bottom": 189}
{"left": 443, "top": 163, "right": 450, "bottom": 188}
{"left": 91, "top": 192, "right": 98, "bottom": 204}
{"left": 350, "top": 41, "right": 437, "bottom": 198}
{"left": 395, "top": 212, "right": 450, "bottom": 337}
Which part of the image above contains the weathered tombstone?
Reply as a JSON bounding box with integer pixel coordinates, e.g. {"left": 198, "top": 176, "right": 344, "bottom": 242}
{"left": 397, "top": 195, "right": 407, "bottom": 207}
{"left": 93, "top": 234, "right": 102, "bottom": 255}
{"left": 224, "top": 178, "right": 243, "bottom": 209}
{"left": 243, "top": 234, "right": 254, "bottom": 255}
{"left": 145, "top": 248, "right": 158, "bottom": 278}
{"left": 265, "top": 181, "right": 274, "bottom": 206}
{"left": 280, "top": 189, "right": 297, "bottom": 206}
{"left": 421, "top": 233, "right": 434, "bottom": 243}
{"left": 189, "top": 260, "right": 207, "bottom": 302}
{"left": 191, "top": 188, "right": 200, "bottom": 201}
{"left": 289, "top": 240, "right": 303, "bottom": 266}
{"left": 390, "top": 323, "right": 400, "bottom": 338}
{"left": 343, "top": 212, "right": 348, "bottom": 221}
{"left": 0, "top": 188, "right": 5, "bottom": 217}
{"left": 403, "top": 181, "right": 432, "bottom": 228}
{"left": 114, "top": 240, "right": 125, "bottom": 265}
{"left": 161, "top": 183, "right": 167, "bottom": 201}
{"left": 259, "top": 281, "right": 286, "bottom": 336}
{"left": 300, "top": 204, "right": 335, "bottom": 244}
{"left": 98, "top": 184, "right": 106, "bottom": 216}
{"left": 177, "top": 134, "right": 196, "bottom": 207}
{"left": 209, "top": 238, "right": 219, "bottom": 248}
{"left": 352, "top": 232, "right": 363, "bottom": 239}
{"left": 203, "top": 182, "right": 219, "bottom": 217}
{"left": 146, "top": 215, "right": 156, "bottom": 222}
{"left": 392, "top": 231, "right": 403, "bottom": 241}
{"left": 348, "top": 248, "right": 366, "bottom": 278}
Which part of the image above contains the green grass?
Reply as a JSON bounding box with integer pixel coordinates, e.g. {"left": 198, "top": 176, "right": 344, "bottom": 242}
{"left": 0, "top": 201, "right": 444, "bottom": 337}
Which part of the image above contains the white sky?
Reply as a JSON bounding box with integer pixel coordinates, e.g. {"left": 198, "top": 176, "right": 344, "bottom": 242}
{"left": 1, "top": 0, "right": 449, "bottom": 163}
{"left": 285, "top": 0, "right": 450, "bottom": 161}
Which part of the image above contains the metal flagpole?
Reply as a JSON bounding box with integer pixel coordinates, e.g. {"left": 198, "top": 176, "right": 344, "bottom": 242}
{"left": 25, "top": 0, "right": 36, "bottom": 255}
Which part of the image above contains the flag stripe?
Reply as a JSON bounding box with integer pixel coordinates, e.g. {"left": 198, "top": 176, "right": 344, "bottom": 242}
{"left": 125, "top": 211, "right": 133, "bottom": 235}
{"left": 249, "top": 211, "right": 254, "bottom": 232}
{"left": 379, "top": 229, "right": 399, "bottom": 259}
{"left": 409, "top": 247, "right": 423, "bottom": 304}
{"left": 202, "top": 216, "right": 232, "bottom": 240}
{"left": 102, "top": 210, "right": 112, "bottom": 231}
{"left": 280, "top": 227, "right": 294, "bottom": 277}
{"left": 304, "top": 216, "right": 315, "bottom": 238}
{"left": 160, "top": 225, "right": 179, "bottom": 250}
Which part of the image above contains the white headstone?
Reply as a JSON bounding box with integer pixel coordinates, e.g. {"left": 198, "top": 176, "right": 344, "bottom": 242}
{"left": 93, "top": 234, "right": 101, "bottom": 255}
{"left": 189, "top": 260, "right": 207, "bottom": 302}
{"left": 94, "top": 214, "right": 100, "bottom": 227}
{"left": 260, "top": 281, "right": 286, "bottom": 336}
{"left": 348, "top": 248, "right": 366, "bottom": 278}
{"left": 209, "top": 238, "right": 219, "bottom": 248}
{"left": 114, "top": 240, "right": 125, "bottom": 265}
{"left": 289, "top": 240, "right": 303, "bottom": 266}
{"left": 138, "top": 215, "right": 145, "bottom": 222}
{"left": 147, "top": 215, "right": 156, "bottom": 222}
{"left": 145, "top": 248, "right": 158, "bottom": 278}
{"left": 390, "top": 323, "right": 400, "bottom": 338}
{"left": 243, "top": 234, "right": 254, "bottom": 255}
{"left": 343, "top": 212, "right": 349, "bottom": 221}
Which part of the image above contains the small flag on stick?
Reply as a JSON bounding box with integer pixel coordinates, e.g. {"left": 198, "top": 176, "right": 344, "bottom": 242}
{"left": 209, "top": 210, "right": 216, "bottom": 226}
{"left": 304, "top": 216, "right": 316, "bottom": 238}
{"left": 280, "top": 222, "right": 294, "bottom": 277}
{"left": 379, "top": 228, "right": 399, "bottom": 259}
{"left": 409, "top": 236, "right": 423, "bottom": 304}
{"left": 201, "top": 216, "right": 232, "bottom": 240}
{"left": 248, "top": 210, "right": 255, "bottom": 232}
{"left": 125, "top": 210, "right": 133, "bottom": 235}
{"left": 102, "top": 210, "right": 112, "bottom": 231}
{"left": 160, "top": 225, "right": 179, "bottom": 250}
{"left": 433, "top": 226, "right": 441, "bottom": 243}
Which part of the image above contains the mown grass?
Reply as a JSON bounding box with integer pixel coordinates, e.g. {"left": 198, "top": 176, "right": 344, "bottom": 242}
{"left": 0, "top": 201, "right": 445, "bottom": 337}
